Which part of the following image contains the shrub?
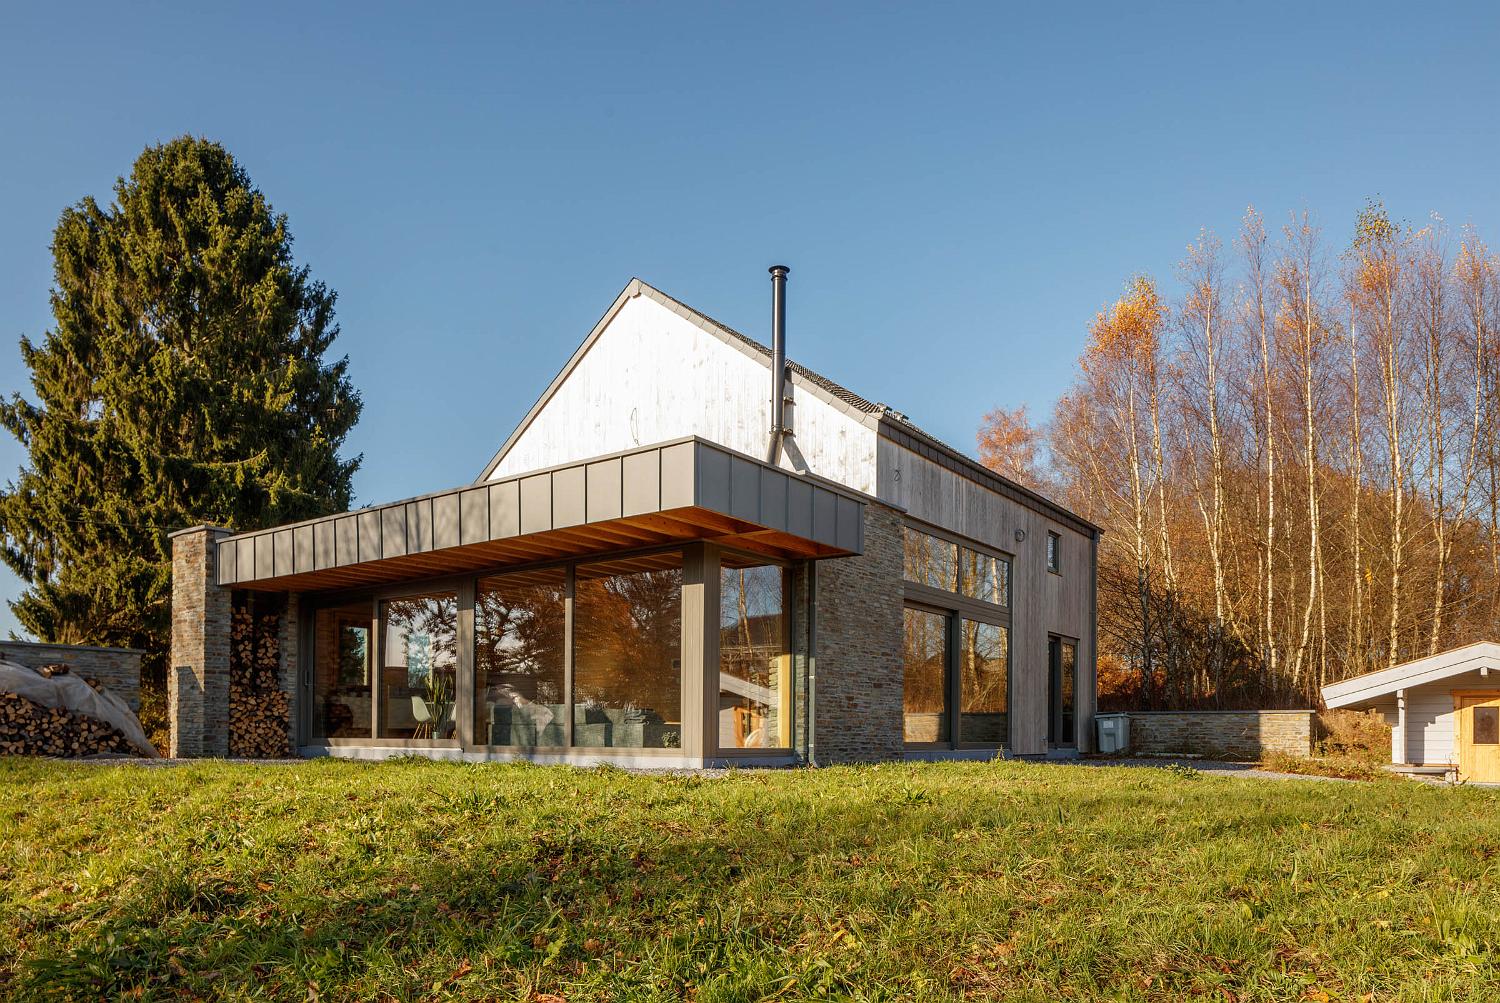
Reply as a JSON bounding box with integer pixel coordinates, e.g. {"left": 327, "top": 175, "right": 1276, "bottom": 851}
{"left": 1316, "top": 708, "right": 1389, "bottom": 764}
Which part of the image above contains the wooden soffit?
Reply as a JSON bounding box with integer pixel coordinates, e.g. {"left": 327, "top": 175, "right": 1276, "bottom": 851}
{"left": 214, "top": 438, "right": 865, "bottom": 593}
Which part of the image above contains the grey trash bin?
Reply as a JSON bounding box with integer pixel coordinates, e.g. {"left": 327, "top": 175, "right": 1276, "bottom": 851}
{"left": 1096, "top": 713, "right": 1130, "bottom": 755}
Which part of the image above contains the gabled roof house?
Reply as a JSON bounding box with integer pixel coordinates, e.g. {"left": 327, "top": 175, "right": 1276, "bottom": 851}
{"left": 169, "top": 268, "right": 1099, "bottom": 766}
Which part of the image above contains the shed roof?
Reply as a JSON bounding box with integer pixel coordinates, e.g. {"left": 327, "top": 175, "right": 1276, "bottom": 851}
{"left": 1321, "top": 641, "right": 1500, "bottom": 708}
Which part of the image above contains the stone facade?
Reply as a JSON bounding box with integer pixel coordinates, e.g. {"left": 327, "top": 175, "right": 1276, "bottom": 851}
{"left": 170, "top": 526, "right": 233, "bottom": 758}
{"left": 811, "top": 501, "right": 906, "bottom": 764}
{"left": 0, "top": 641, "right": 144, "bottom": 711}
{"left": 1126, "top": 710, "right": 1314, "bottom": 760}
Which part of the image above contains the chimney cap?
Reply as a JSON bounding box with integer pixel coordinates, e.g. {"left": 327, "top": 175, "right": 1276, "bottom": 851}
{"left": 769, "top": 264, "right": 790, "bottom": 276}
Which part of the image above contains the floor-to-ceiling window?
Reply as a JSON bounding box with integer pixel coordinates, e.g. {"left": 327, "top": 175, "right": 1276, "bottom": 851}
{"left": 902, "top": 525, "right": 1011, "bottom": 750}
{"left": 377, "top": 591, "right": 459, "bottom": 740}
{"left": 1049, "top": 636, "right": 1077, "bottom": 747}
{"left": 903, "top": 606, "right": 949, "bottom": 743}
{"left": 718, "top": 561, "right": 791, "bottom": 751}
{"left": 476, "top": 567, "right": 566, "bottom": 748}
{"left": 310, "top": 600, "right": 373, "bottom": 740}
{"left": 573, "top": 552, "right": 683, "bottom": 749}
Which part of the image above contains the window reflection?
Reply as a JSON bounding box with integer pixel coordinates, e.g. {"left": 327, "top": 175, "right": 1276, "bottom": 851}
{"left": 378, "top": 592, "right": 458, "bottom": 740}
{"left": 959, "top": 620, "right": 1008, "bottom": 745}
{"left": 573, "top": 553, "right": 683, "bottom": 748}
{"left": 312, "top": 601, "right": 372, "bottom": 739}
{"left": 719, "top": 563, "right": 789, "bottom": 750}
{"left": 903, "top": 607, "right": 948, "bottom": 743}
{"left": 477, "top": 567, "right": 566, "bottom": 747}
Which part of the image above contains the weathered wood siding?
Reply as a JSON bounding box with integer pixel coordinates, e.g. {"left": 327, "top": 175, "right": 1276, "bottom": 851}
{"left": 490, "top": 293, "right": 879, "bottom": 493}
{"left": 876, "top": 437, "right": 1096, "bottom": 755}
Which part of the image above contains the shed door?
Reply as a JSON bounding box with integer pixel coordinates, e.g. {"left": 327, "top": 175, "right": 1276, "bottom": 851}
{"left": 1456, "top": 692, "right": 1500, "bottom": 784}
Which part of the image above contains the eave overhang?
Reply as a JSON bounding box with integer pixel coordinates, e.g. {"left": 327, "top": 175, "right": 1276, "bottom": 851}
{"left": 214, "top": 438, "right": 866, "bottom": 593}
{"left": 1321, "top": 641, "right": 1500, "bottom": 709}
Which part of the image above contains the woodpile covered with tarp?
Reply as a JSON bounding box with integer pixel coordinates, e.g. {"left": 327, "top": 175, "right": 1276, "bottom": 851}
{"left": 229, "top": 595, "right": 292, "bottom": 758}
{"left": 0, "top": 660, "right": 158, "bottom": 758}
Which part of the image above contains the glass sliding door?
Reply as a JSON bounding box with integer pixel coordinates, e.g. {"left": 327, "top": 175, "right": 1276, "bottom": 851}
{"left": 903, "top": 606, "right": 949, "bottom": 744}
{"left": 718, "top": 562, "right": 789, "bottom": 751}
{"left": 476, "top": 567, "right": 566, "bottom": 748}
{"left": 311, "top": 600, "right": 373, "bottom": 740}
{"left": 378, "top": 591, "right": 459, "bottom": 740}
{"left": 573, "top": 552, "right": 683, "bottom": 748}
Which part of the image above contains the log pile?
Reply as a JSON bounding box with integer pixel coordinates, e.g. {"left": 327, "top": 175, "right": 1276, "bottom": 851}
{"left": 0, "top": 678, "right": 137, "bottom": 757}
{"left": 229, "top": 600, "right": 292, "bottom": 758}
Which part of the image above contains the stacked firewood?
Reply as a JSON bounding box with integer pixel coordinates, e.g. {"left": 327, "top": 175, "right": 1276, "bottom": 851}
{"left": 228, "top": 601, "right": 292, "bottom": 758}
{"left": 0, "top": 680, "right": 136, "bottom": 757}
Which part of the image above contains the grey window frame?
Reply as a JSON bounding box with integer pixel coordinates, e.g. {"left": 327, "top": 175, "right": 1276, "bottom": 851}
{"left": 297, "top": 539, "right": 799, "bottom": 760}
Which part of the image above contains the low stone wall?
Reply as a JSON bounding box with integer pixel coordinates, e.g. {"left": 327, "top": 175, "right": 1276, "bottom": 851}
{"left": 0, "top": 641, "right": 144, "bottom": 711}
{"left": 1126, "top": 710, "right": 1313, "bottom": 760}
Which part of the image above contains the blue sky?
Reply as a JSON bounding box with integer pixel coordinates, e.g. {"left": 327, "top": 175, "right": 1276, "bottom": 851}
{"left": 2, "top": 1, "right": 1498, "bottom": 638}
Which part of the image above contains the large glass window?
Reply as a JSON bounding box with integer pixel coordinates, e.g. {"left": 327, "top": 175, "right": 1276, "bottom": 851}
{"left": 959, "top": 620, "right": 1008, "bottom": 744}
{"left": 903, "top": 607, "right": 949, "bottom": 744}
{"left": 904, "top": 529, "right": 957, "bottom": 591}
{"left": 718, "top": 562, "right": 789, "bottom": 751}
{"left": 311, "top": 601, "right": 372, "bottom": 740}
{"left": 905, "top": 527, "right": 1009, "bottom": 608}
{"left": 958, "top": 549, "right": 1010, "bottom": 607}
{"left": 573, "top": 553, "right": 683, "bottom": 748}
{"left": 477, "top": 567, "right": 566, "bottom": 748}
{"left": 378, "top": 592, "right": 459, "bottom": 740}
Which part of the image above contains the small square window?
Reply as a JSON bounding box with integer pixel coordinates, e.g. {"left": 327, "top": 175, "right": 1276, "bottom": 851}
{"left": 1475, "top": 706, "right": 1499, "bottom": 745}
{"left": 1046, "top": 532, "right": 1061, "bottom": 574}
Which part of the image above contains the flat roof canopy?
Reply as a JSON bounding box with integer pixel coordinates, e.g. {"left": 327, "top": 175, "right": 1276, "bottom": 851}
{"left": 214, "top": 437, "right": 866, "bottom": 593}
{"left": 1322, "top": 641, "right": 1500, "bottom": 708}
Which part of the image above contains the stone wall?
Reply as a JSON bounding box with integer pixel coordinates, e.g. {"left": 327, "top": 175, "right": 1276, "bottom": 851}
{"left": 0, "top": 641, "right": 144, "bottom": 711}
{"left": 811, "top": 501, "right": 906, "bottom": 765}
{"left": 170, "top": 525, "right": 233, "bottom": 757}
{"left": 1125, "top": 710, "right": 1314, "bottom": 760}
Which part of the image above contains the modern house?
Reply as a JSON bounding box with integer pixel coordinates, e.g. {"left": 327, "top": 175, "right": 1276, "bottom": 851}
{"left": 1322, "top": 641, "right": 1500, "bottom": 783}
{"left": 169, "top": 268, "right": 1099, "bottom": 766}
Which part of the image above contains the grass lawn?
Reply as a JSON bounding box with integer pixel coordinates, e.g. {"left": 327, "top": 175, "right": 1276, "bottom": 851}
{"left": 1, "top": 759, "right": 1497, "bottom": 1002}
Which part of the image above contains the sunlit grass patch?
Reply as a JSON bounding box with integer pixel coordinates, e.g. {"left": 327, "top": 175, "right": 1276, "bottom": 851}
{"left": 1, "top": 757, "right": 1496, "bottom": 1001}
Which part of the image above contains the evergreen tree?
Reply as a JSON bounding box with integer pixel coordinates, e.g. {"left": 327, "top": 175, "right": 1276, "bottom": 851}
{"left": 0, "top": 136, "right": 361, "bottom": 676}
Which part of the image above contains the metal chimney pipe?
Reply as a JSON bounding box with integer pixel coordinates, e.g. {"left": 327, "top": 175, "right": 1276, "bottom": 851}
{"left": 766, "top": 264, "right": 789, "bottom": 464}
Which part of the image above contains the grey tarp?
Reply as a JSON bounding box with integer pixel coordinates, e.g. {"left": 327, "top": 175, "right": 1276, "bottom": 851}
{"left": 0, "top": 658, "right": 159, "bottom": 757}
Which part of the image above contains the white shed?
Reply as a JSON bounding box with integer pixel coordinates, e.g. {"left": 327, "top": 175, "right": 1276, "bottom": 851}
{"left": 1322, "top": 641, "right": 1500, "bottom": 782}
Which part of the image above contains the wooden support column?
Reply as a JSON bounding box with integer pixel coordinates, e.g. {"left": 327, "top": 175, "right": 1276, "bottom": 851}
{"left": 1394, "top": 688, "right": 1408, "bottom": 765}
{"left": 680, "top": 543, "right": 721, "bottom": 762}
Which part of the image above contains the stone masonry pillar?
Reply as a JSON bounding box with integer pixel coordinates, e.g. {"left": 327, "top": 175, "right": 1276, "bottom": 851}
{"left": 169, "top": 525, "right": 233, "bottom": 758}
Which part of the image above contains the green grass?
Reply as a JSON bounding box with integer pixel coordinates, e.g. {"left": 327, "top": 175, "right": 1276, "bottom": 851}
{"left": 2, "top": 758, "right": 1498, "bottom": 1002}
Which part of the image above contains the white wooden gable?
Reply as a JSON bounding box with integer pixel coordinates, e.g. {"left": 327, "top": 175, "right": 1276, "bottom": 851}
{"left": 479, "top": 281, "right": 879, "bottom": 495}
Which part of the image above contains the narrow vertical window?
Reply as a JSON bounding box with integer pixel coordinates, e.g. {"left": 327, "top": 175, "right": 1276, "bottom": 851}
{"left": 718, "top": 563, "right": 789, "bottom": 750}
{"left": 903, "top": 607, "right": 949, "bottom": 743}
{"left": 1047, "top": 531, "right": 1061, "bottom": 574}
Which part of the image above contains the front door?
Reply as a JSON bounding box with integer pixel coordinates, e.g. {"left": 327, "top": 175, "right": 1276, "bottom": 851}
{"left": 1455, "top": 692, "right": 1500, "bottom": 783}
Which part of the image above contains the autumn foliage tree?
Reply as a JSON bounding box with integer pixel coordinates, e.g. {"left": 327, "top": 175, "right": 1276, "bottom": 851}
{"left": 1006, "top": 203, "right": 1500, "bottom": 709}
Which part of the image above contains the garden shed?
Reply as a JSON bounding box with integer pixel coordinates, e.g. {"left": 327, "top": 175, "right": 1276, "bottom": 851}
{"left": 1322, "top": 641, "right": 1500, "bottom": 782}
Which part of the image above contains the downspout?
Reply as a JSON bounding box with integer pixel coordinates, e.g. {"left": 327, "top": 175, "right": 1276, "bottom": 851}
{"left": 766, "top": 264, "right": 789, "bottom": 464}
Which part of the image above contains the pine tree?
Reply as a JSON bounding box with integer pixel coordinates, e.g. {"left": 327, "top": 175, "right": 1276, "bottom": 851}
{"left": 0, "top": 136, "right": 361, "bottom": 678}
